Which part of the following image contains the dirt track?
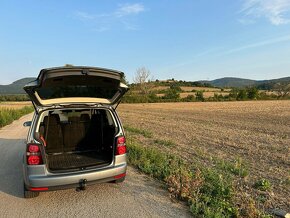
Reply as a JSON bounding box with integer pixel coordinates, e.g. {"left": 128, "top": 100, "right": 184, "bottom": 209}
{"left": 0, "top": 113, "right": 190, "bottom": 218}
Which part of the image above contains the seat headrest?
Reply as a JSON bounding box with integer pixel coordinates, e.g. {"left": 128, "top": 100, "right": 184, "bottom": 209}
{"left": 68, "top": 116, "right": 80, "bottom": 122}
{"left": 80, "top": 114, "right": 90, "bottom": 121}
{"left": 43, "top": 114, "right": 60, "bottom": 125}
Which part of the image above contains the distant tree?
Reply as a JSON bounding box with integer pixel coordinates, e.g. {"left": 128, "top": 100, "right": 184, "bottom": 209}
{"left": 163, "top": 89, "right": 180, "bottom": 99}
{"left": 169, "top": 84, "right": 182, "bottom": 92}
{"left": 247, "top": 87, "right": 259, "bottom": 100}
{"left": 133, "top": 67, "right": 151, "bottom": 94}
{"left": 64, "top": 64, "right": 74, "bottom": 67}
{"left": 229, "top": 88, "right": 239, "bottom": 99}
{"left": 195, "top": 91, "right": 204, "bottom": 101}
{"left": 237, "top": 89, "right": 247, "bottom": 100}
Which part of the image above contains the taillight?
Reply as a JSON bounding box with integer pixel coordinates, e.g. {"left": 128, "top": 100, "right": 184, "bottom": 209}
{"left": 28, "top": 145, "right": 40, "bottom": 153}
{"left": 116, "top": 136, "right": 126, "bottom": 155}
{"left": 27, "top": 144, "right": 42, "bottom": 165}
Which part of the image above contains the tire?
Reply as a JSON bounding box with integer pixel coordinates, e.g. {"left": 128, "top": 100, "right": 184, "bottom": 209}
{"left": 24, "top": 183, "right": 39, "bottom": 198}
{"left": 113, "top": 176, "right": 126, "bottom": 183}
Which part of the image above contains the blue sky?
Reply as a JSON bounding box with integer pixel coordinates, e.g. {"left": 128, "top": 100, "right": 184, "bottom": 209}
{"left": 0, "top": 0, "right": 290, "bottom": 84}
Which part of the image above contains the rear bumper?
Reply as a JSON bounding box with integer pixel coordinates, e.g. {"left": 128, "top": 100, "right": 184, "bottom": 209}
{"left": 23, "top": 155, "right": 127, "bottom": 191}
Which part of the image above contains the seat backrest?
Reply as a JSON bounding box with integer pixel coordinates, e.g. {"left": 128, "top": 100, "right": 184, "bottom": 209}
{"left": 63, "top": 116, "right": 85, "bottom": 152}
{"left": 43, "top": 114, "right": 63, "bottom": 153}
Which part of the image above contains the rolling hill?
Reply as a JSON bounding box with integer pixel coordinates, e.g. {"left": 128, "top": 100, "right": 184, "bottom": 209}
{"left": 0, "top": 78, "right": 36, "bottom": 94}
{"left": 200, "top": 76, "right": 290, "bottom": 88}
{"left": 0, "top": 76, "right": 289, "bottom": 94}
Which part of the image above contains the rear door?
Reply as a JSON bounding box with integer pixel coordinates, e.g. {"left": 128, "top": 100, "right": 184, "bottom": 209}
{"left": 24, "top": 66, "right": 128, "bottom": 109}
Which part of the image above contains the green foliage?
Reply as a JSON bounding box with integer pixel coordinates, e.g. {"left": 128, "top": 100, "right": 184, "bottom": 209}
{"left": 153, "top": 139, "right": 175, "bottom": 147}
{"left": 0, "top": 106, "right": 34, "bottom": 127}
{"left": 195, "top": 91, "right": 205, "bottom": 101}
{"left": 0, "top": 94, "right": 30, "bottom": 101}
{"left": 169, "top": 84, "right": 182, "bottom": 92}
{"left": 237, "top": 89, "right": 247, "bottom": 100}
{"left": 254, "top": 179, "right": 272, "bottom": 191}
{"left": 247, "top": 87, "right": 259, "bottom": 99}
{"left": 126, "top": 137, "right": 238, "bottom": 217}
{"left": 183, "top": 94, "right": 196, "bottom": 102}
{"left": 154, "top": 80, "right": 214, "bottom": 88}
{"left": 189, "top": 169, "right": 237, "bottom": 217}
{"left": 123, "top": 125, "right": 152, "bottom": 138}
{"left": 217, "top": 158, "right": 249, "bottom": 178}
{"left": 163, "top": 88, "right": 180, "bottom": 99}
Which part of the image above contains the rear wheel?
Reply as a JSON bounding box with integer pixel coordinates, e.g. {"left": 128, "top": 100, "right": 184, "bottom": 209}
{"left": 24, "top": 183, "right": 39, "bottom": 198}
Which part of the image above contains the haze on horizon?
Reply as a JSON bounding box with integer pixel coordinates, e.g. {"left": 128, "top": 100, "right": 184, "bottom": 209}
{"left": 0, "top": 0, "right": 290, "bottom": 84}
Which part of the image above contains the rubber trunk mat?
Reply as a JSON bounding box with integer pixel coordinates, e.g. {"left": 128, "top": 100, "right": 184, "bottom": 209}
{"left": 47, "top": 152, "right": 111, "bottom": 171}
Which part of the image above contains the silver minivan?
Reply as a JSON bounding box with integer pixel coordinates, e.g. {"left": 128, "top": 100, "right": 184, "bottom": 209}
{"left": 23, "top": 66, "right": 128, "bottom": 198}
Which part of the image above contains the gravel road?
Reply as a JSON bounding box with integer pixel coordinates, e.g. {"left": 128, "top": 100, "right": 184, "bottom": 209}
{"left": 0, "top": 113, "right": 190, "bottom": 218}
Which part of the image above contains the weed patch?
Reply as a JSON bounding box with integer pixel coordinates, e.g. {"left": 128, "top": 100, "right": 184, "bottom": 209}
{"left": 0, "top": 106, "right": 34, "bottom": 128}
{"left": 254, "top": 179, "right": 272, "bottom": 191}
{"left": 154, "top": 139, "right": 175, "bottom": 147}
{"left": 124, "top": 125, "right": 152, "bottom": 138}
{"left": 126, "top": 137, "right": 238, "bottom": 217}
{"left": 216, "top": 158, "right": 249, "bottom": 178}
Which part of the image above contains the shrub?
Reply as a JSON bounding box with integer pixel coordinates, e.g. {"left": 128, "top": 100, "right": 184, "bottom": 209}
{"left": 153, "top": 139, "right": 175, "bottom": 147}
{"left": 126, "top": 138, "right": 238, "bottom": 217}
{"left": 0, "top": 106, "right": 34, "bottom": 128}
{"left": 163, "top": 89, "right": 180, "bottom": 99}
{"left": 195, "top": 91, "right": 205, "bottom": 101}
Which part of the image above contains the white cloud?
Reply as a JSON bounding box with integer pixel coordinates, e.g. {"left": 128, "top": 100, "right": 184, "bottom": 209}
{"left": 74, "top": 3, "right": 145, "bottom": 31}
{"left": 220, "top": 35, "right": 290, "bottom": 55}
{"left": 116, "top": 3, "right": 145, "bottom": 17}
{"left": 240, "top": 0, "right": 290, "bottom": 25}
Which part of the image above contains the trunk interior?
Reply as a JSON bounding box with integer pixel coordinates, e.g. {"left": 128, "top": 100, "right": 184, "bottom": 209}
{"left": 38, "top": 108, "right": 116, "bottom": 172}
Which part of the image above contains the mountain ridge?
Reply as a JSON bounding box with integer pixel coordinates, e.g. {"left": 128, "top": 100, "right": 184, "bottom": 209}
{"left": 199, "top": 76, "right": 290, "bottom": 88}
{"left": 0, "top": 76, "right": 289, "bottom": 94}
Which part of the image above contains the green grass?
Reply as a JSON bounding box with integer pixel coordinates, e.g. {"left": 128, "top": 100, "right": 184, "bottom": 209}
{"left": 0, "top": 106, "right": 34, "bottom": 128}
{"left": 153, "top": 139, "right": 175, "bottom": 147}
{"left": 124, "top": 125, "right": 267, "bottom": 217}
{"left": 126, "top": 137, "right": 238, "bottom": 217}
{"left": 124, "top": 125, "right": 153, "bottom": 138}
{"left": 254, "top": 179, "right": 272, "bottom": 191}
{"left": 215, "top": 158, "right": 249, "bottom": 178}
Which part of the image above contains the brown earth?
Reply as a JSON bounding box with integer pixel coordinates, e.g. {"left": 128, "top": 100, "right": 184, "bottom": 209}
{"left": 117, "top": 101, "right": 290, "bottom": 212}
{"left": 0, "top": 101, "right": 31, "bottom": 109}
{"left": 181, "top": 86, "right": 222, "bottom": 92}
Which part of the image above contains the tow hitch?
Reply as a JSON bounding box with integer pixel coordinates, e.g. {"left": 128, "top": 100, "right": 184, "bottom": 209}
{"left": 76, "top": 179, "right": 87, "bottom": 191}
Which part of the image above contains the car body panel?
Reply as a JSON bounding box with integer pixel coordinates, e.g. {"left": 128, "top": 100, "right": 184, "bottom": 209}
{"left": 23, "top": 66, "right": 128, "bottom": 193}
{"left": 24, "top": 66, "right": 128, "bottom": 110}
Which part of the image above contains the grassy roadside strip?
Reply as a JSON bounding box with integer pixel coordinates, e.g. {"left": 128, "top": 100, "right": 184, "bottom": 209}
{"left": 0, "top": 106, "right": 34, "bottom": 128}
{"left": 124, "top": 126, "right": 268, "bottom": 217}
{"left": 126, "top": 137, "right": 238, "bottom": 217}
